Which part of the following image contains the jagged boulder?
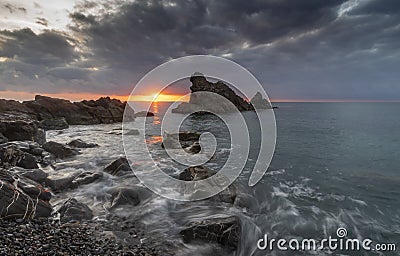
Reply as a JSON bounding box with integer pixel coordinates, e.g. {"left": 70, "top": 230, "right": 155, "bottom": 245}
{"left": 109, "top": 186, "right": 152, "bottom": 209}
{"left": 71, "top": 172, "right": 103, "bottom": 187}
{"left": 58, "top": 198, "right": 93, "bottom": 222}
{"left": 67, "top": 139, "right": 98, "bottom": 148}
{"left": 179, "top": 166, "right": 213, "bottom": 181}
{"left": 43, "top": 141, "right": 78, "bottom": 159}
{"left": 0, "top": 113, "right": 45, "bottom": 145}
{"left": 180, "top": 216, "right": 241, "bottom": 250}
{"left": 104, "top": 157, "right": 132, "bottom": 176}
{"left": 39, "top": 117, "right": 69, "bottom": 130}
{"left": 0, "top": 145, "right": 39, "bottom": 169}
{"left": 0, "top": 169, "right": 52, "bottom": 219}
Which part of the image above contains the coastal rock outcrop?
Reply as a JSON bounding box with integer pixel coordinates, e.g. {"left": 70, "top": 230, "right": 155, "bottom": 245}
{"left": 0, "top": 95, "right": 127, "bottom": 137}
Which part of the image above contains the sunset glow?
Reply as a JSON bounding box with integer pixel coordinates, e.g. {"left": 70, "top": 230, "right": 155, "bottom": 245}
{"left": 0, "top": 90, "right": 190, "bottom": 103}
{"left": 128, "top": 93, "right": 189, "bottom": 102}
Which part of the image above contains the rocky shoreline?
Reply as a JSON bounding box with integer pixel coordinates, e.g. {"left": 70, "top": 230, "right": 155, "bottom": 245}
{"left": 0, "top": 93, "right": 248, "bottom": 255}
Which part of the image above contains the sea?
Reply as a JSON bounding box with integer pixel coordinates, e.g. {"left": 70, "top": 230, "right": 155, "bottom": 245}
{"left": 47, "top": 102, "right": 400, "bottom": 256}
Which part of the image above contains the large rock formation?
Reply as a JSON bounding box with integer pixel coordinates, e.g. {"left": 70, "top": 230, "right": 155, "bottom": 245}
{"left": 24, "top": 95, "right": 126, "bottom": 125}
{"left": 173, "top": 73, "right": 254, "bottom": 114}
{"left": 0, "top": 95, "right": 127, "bottom": 145}
{"left": 172, "top": 73, "right": 275, "bottom": 114}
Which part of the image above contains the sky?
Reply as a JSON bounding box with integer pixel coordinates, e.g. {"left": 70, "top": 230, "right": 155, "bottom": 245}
{"left": 0, "top": 0, "right": 399, "bottom": 101}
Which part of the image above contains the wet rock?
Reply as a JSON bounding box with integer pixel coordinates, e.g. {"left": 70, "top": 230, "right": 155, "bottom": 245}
{"left": 161, "top": 131, "right": 201, "bottom": 149}
{"left": 180, "top": 216, "right": 241, "bottom": 250}
{"left": 72, "top": 171, "right": 103, "bottom": 187}
{"left": 44, "top": 174, "right": 77, "bottom": 192}
{"left": 109, "top": 186, "right": 152, "bottom": 209}
{"left": 234, "top": 193, "right": 260, "bottom": 212}
{"left": 39, "top": 117, "right": 69, "bottom": 130}
{"left": 0, "top": 145, "right": 39, "bottom": 169}
{"left": 58, "top": 198, "right": 93, "bottom": 222}
{"left": 173, "top": 73, "right": 253, "bottom": 113}
{"left": 67, "top": 139, "right": 99, "bottom": 148}
{"left": 250, "top": 92, "right": 272, "bottom": 109}
{"left": 9, "top": 167, "right": 48, "bottom": 183}
{"left": 0, "top": 169, "right": 52, "bottom": 218}
{"left": 179, "top": 166, "right": 213, "bottom": 181}
{"left": 43, "top": 141, "right": 78, "bottom": 159}
{"left": 104, "top": 157, "right": 132, "bottom": 176}
{"left": 124, "top": 129, "right": 140, "bottom": 135}
{"left": 0, "top": 114, "right": 45, "bottom": 145}
{"left": 215, "top": 185, "right": 237, "bottom": 204}
{"left": 0, "top": 133, "right": 8, "bottom": 144}
{"left": 185, "top": 141, "right": 201, "bottom": 154}
{"left": 134, "top": 111, "right": 155, "bottom": 117}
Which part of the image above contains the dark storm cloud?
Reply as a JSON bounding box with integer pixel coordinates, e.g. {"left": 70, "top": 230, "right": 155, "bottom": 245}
{"left": 1, "top": 0, "right": 399, "bottom": 99}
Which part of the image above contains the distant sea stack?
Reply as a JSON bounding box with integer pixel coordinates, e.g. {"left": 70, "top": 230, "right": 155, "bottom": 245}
{"left": 172, "top": 73, "right": 272, "bottom": 114}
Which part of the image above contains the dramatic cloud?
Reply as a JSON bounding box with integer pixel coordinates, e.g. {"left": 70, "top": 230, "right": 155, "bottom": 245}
{"left": 0, "top": 0, "right": 399, "bottom": 100}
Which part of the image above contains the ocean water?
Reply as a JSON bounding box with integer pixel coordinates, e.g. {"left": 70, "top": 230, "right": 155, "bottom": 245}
{"left": 47, "top": 102, "right": 400, "bottom": 256}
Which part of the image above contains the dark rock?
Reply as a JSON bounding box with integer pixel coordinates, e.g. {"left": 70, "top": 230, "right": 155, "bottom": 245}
{"left": 109, "top": 186, "right": 152, "bottom": 209}
{"left": 179, "top": 166, "right": 213, "bottom": 181}
{"left": 134, "top": 111, "right": 155, "bottom": 117}
{"left": 250, "top": 92, "right": 272, "bottom": 109}
{"left": 72, "top": 172, "right": 103, "bottom": 187}
{"left": 0, "top": 133, "right": 8, "bottom": 144}
{"left": 0, "top": 114, "right": 45, "bottom": 145}
{"left": 43, "top": 141, "right": 78, "bottom": 159}
{"left": 44, "top": 174, "right": 77, "bottom": 192}
{"left": 67, "top": 139, "right": 98, "bottom": 148}
{"left": 161, "top": 131, "right": 201, "bottom": 149}
{"left": 39, "top": 117, "right": 69, "bottom": 130}
{"left": 185, "top": 142, "right": 201, "bottom": 154}
{"left": 23, "top": 95, "right": 126, "bottom": 125}
{"left": 0, "top": 145, "right": 39, "bottom": 169}
{"left": 58, "top": 198, "right": 93, "bottom": 222}
{"left": 104, "top": 157, "right": 132, "bottom": 176}
{"left": 0, "top": 168, "right": 52, "bottom": 218}
{"left": 124, "top": 129, "right": 140, "bottom": 136}
{"left": 215, "top": 185, "right": 237, "bottom": 204}
{"left": 180, "top": 216, "right": 241, "bottom": 250}
{"left": 9, "top": 167, "right": 48, "bottom": 183}
{"left": 173, "top": 73, "right": 253, "bottom": 113}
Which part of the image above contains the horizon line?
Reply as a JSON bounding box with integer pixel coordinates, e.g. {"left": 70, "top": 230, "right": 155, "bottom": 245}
{"left": 0, "top": 91, "right": 399, "bottom": 103}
